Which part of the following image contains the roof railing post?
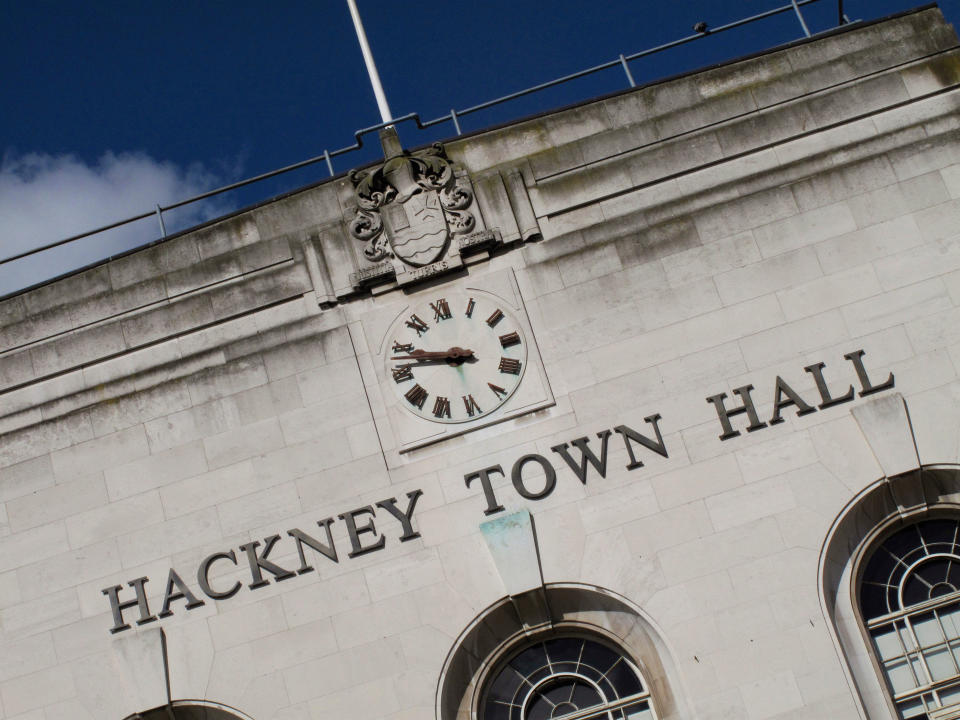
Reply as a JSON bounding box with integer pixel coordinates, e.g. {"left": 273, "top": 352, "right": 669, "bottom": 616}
{"left": 155, "top": 205, "right": 167, "bottom": 238}
{"left": 450, "top": 109, "right": 462, "bottom": 136}
{"left": 791, "top": 0, "right": 813, "bottom": 37}
{"left": 619, "top": 54, "right": 637, "bottom": 88}
{"left": 323, "top": 149, "right": 334, "bottom": 176}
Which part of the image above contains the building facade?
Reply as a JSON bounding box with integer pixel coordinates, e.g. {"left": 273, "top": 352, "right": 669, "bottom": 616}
{"left": 2, "top": 7, "right": 960, "bottom": 720}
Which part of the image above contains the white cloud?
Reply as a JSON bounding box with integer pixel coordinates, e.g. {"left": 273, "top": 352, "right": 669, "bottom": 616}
{"left": 0, "top": 151, "right": 229, "bottom": 296}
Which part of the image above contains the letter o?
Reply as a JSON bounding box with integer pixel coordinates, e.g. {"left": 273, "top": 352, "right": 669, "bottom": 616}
{"left": 511, "top": 454, "right": 557, "bottom": 500}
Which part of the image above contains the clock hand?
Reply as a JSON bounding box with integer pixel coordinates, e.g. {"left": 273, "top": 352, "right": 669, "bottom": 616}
{"left": 391, "top": 346, "right": 475, "bottom": 361}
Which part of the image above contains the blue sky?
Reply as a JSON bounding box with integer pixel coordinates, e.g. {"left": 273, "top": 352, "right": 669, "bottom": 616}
{"left": 1, "top": 0, "right": 957, "bottom": 295}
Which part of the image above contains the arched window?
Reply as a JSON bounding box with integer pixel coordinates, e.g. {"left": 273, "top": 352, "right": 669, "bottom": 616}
{"left": 481, "top": 635, "right": 656, "bottom": 720}
{"left": 860, "top": 517, "right": 960, "bottom": 718}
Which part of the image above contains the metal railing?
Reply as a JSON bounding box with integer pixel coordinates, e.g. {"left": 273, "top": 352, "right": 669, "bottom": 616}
{"left": 1, "top": 0, "right": 846, "bottom": 274}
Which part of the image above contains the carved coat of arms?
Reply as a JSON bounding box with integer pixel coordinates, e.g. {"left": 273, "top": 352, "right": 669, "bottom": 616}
{"left": 348, "top": 144, "right": 475, "bottom": 268}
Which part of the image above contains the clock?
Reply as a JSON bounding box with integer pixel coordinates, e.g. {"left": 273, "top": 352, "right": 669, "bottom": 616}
{"left": 356, "top": 269, "right": 556, "bottom": 458}
{"left": 385, "top": 292, "right": 527, "bottom": 423}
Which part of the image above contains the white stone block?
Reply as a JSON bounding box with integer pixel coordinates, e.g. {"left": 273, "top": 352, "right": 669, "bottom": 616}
{"left": 17, "top": 537, "right": 120, "bottom": 600}
{"left": 479, "top": 509, "right": 544, "bottom": 597}
{"left": 907, "top": 382, "right": 960, "bottom": 466}
{"left": 5, "top": 473, "right": 107, "bottom": 533}
{"left": 203, "top": 417, "right": 286, "bottom": 470}
{"left": 874, "top": 236, "right": 960, "bottom": 291}
{"left": 160, "top": 459, "right": 261, "bottom": 519}
{"left": 104, "top": 440, "right": 208, "bottom": 501}
{"left": 283, "top": 636, "right": 403, "bottom": 704}
{"left": 249, "top": 617, "right": 338, "bottom": 675}
{"left": 0, "top": 522, "right": 69, "bottom": 574}
{"left": 0, "top": 587, "right": 80, "bottom": 639}
{"left": 807, "top": 416, "right": 883, "bottom": 493}
{"left": 753, "top": 202, "right": 857, "bottom": 258}
{"left": 848, "top": 171, "right": 950, "bottom": 229}
{"left": 216, "top": 481, "right": 302, "bottom": 536}
{"left": 65, "top": 491, "right": 163, "bottom": 550}
{"left": 0, "top": 634, "right": 56, "bottom": 684}
{"left": 118, "top": 506, "right": 222, "bottom": 568}
{"left": 816, "top": 215, "right": 923, "bottom": 272}
{"left": 208, "top": 595, "right": 288, "bottom": 650}
{"left": 777, "top": 264, "right": 882, "bottom": 321}
{"left": 280, "top": 569, "right": 369, "bottom": 629}
{"left": 162, "top": 617, "right": 215, "bottom": 701}
{"left": 657, "top": 517, "right": 785, "bottom": 586}
{"left": 739, "top": 310, "right": 849, "bottom": 371}
{"left": 706, "top": 475, "right": 797, "bottom": 532}
{"left": 0, "top": 665, "right": 77, "bottom": 717}
{"left": 852, "top": 392, "right": 920, "bottom": 478}
{"left": 661, "top": 226, "right": 755, "bottom": 281}
{"left": 715, "top": 247, "right": 823, "bottom": 306}
{"left": 363, "top": 547, "right": 444, "bottom": 601}
{"left": 331, "top": 592, "right": 420, "bottom": 650}
{"left": 49, "top": 426, "right": 150, "bottom": 482}
{"left": 107, "top": 628, "right": 168, "bottom": 716}
{"left": 739, "top": 669, "right": 804, "bottom": 720}
{"left": 295, "top": 357, "right": 364, "bottom": 406}
{"left": 908, "top": 306, "right": 960, "bottom": 353}
{"left": 0, "top": 455, "right": 54, "bottom": 504}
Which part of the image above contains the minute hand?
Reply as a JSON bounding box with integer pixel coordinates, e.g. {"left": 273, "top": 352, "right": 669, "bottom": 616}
{"left": 391, "top": 347, "right": 474, "bottom": 361}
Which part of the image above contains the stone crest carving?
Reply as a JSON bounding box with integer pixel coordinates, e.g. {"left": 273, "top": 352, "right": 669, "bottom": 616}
{"left": 348, "top": 143, "right": 476, "bottom": 268}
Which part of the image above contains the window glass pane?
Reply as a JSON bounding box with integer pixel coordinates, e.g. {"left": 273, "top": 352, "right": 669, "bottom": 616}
{"left": 606, "top": 658, "right": 644, "bottom": 698}
{"left": 941, "top": 606, "right": 960, "bottom": 640}
{"left": 918, "top": 520, "right": 959, "bottom": 552}
{"left": 487, "top": 665, "right": 524, "bottom": 706}
{"left": 578, "top": 641, "right": 619, "bottom": 681}
{"left": 897, "top": 696, "right": 926, "bottom": 718}
{"left": 873, "top": 626, "right": 904, "bottom": 661}
{"left": 543, "top": 638, "right": 582, "bottom": 671}
{"left": 512, "top": 644, "right": 548, "bottom": 679}
{"left": 624, "top": 704, "right": 653, "bottom": 720}
{"left": 938, "top": 681, "right": 960, "bottom": 706}
{"left": 925, "top": 645, "right": 957, "bottom": 681}
{"left": 885, "top": 658, "right": 919, "bottom": 694}
{"left": 912, "top": 613, "right": 944, "bottom": 647}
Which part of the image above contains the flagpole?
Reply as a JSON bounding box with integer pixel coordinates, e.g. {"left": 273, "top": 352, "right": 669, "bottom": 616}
{"left": 346, "top": 0, "right": 393, "bottom": 124}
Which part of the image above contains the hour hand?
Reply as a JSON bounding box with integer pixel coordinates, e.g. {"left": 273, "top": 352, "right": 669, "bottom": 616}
{"left": 391, "top": 346, "right": 475, "bottom": 361}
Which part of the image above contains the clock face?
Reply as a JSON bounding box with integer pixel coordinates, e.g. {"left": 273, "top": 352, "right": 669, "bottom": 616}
{"left": 385, "top": 293, "right": 527, "bottom": 423}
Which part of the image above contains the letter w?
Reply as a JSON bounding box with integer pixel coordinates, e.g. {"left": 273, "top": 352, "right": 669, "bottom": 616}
{"left": 551, "top": 430, "right": 612, "bottom": 484}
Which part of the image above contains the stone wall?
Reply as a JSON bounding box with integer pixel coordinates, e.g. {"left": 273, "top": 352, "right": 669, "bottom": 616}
{"left": 1, "top": 7, "right": 960, "bottom": 720}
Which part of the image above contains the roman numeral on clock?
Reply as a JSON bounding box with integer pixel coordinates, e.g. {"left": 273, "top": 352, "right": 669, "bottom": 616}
{"left": 432, "top": 396, "right": 451, "bottom": 418}
{"left": 405, "top": 384, "right": 428, "bottom": 409}
{"left": 486, "top": 309, "right": 504, "bottom": 328}
{"left": 430, "top": 299, "right": 451, "bottom": 322}
{"left": 391, "top": 364, "right": 413, "bottom": 383}
{"left": 499, "top": 357, "right": 521, "bottom": 375}
{"left": 488, "top": 382, "right": 507, "bottom": 400}
{"left": 392, "top": 341, "right": 414, "bottom": 354}
{"left": 405, "top": 314, "right": 429, "bottom": 336}
{"left": 463, "top": 394, "right": 482, "bottom": 417}
{"left": 465, "top": 298, "right": 475, "bottom": 318}
{"left": 499, "top": 331, "right": 521, "bottom": 348}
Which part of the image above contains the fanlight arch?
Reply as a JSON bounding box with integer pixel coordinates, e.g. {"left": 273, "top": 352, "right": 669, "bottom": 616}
{"left": 820, "top": 465, "right": 960, "bottom": 720}
{"left": 436, "top": 583, "right": 691, "bottom": 720}
{"left": 859, "top": 518, "right": 960, "bottom": 717}
{"left": 123, "top": 700, "right": 256, "bottom": 720}
{"left": 481, "top": 634, "right": 655, "bottom": 720}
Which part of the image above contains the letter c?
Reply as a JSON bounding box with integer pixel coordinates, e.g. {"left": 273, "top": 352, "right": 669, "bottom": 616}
{"left": 197, "top": 550, "right": 242, "bottom": 600}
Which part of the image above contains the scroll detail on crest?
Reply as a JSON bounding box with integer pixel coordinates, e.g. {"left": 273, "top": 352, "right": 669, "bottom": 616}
{"left": 348, "top": 143, "right": 475, "bottom": 268}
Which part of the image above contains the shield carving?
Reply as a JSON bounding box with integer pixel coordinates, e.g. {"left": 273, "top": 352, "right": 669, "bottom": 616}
{"left": 348, "top": 143, "right": 474, "bottom": 271}
{"left": 381, "top": 189, "right": 449, "bottom": 267}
